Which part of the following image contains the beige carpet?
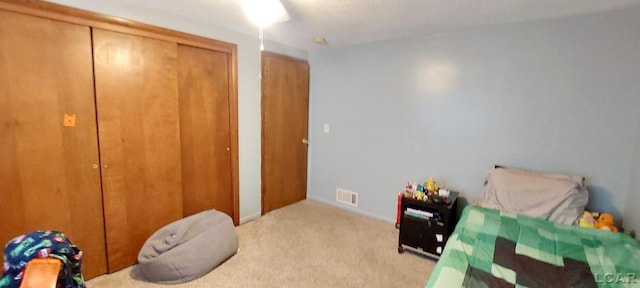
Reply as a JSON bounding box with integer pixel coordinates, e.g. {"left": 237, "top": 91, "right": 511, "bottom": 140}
{"left": 87, "top": 200, "right": 435, "bottom": 287}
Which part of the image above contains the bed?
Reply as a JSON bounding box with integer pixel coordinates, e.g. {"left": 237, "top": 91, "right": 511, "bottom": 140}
{"left": 425, "top": 167, "right": 640, "bottom": 288}
{"left": 425, "top": 205, "right": 640, "bottom": 287}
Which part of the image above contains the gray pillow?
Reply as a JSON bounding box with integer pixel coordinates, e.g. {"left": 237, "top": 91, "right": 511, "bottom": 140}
{"left": 478, "top": 167, "right": 588, "bottom": 225}
{"left": 137, "top": 209, "right": 238, "bottom": 284}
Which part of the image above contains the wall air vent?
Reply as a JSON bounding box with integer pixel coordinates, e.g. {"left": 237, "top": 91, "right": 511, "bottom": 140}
{"left": 336, "top": 188, "right": 358, "bottom": 207}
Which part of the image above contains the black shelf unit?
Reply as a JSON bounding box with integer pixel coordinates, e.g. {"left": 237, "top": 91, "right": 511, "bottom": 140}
{"left": 398, "top": 191, "right": 459, "bottom": 259}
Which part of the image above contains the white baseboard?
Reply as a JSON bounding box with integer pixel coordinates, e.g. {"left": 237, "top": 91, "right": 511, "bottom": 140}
{"left": 307, "top": 195, "right": 395, "bottom": 224}
{"left": 240, "top": 212, "right": 261, "bottom": 224}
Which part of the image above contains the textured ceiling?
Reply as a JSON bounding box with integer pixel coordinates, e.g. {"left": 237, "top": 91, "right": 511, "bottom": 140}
{"left": 117, "top": 0, "right": 640, "bottom": 50}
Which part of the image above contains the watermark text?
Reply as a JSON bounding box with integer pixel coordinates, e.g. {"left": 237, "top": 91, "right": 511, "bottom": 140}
{"left": 594, "top": 273, "right": 637, "bottom": 284}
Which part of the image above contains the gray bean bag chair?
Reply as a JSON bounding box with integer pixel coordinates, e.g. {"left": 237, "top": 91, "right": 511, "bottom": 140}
{"left": 137, "top": 209, "right": 238, "bottom": 284}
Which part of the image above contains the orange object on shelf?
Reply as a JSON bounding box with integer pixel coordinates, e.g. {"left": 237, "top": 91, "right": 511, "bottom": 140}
{"left": 19, "top": 258, "right": 61, "bottom": 288}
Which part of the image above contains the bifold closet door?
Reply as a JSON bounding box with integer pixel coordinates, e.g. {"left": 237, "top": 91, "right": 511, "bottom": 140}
{"left": 92, "top": 29, "right": 183, "bottom": 272}
{"left": 0, "top": 11, "right": 107, "bottom": 278}
{"left": 178, "top": 45, "right": 234, "bottom": 218}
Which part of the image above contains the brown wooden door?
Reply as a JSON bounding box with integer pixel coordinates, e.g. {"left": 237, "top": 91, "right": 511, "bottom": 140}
{"left": 93, "top": 29, "right": 183, "bottom": 272}
{"left": 0, "top": 11, "right": 107, "bottom": 278}
{"left": 178, "top": 45, "right": 234, "bottom": 219}
{"left": 261, "top": 52, "right": 309, "bottom": 214}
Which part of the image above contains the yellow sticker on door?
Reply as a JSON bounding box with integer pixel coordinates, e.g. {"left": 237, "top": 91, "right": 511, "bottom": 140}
{"left": 63, "top": 114, "right": 76, "bottom": 127}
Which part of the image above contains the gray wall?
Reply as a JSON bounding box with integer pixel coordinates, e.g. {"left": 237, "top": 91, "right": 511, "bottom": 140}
{"left": 625, "top": 123, "right": 640, "bottom": 238}
{"left": 308, "top": 7, "right": 640, "bottom": 223}
{"left": 44, "top": 0, "right": 307, "bottom": 223}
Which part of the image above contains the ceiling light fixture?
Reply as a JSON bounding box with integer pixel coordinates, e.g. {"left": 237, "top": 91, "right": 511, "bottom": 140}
{"left": 241, "top": 0, "right": 289, "bottom": 51}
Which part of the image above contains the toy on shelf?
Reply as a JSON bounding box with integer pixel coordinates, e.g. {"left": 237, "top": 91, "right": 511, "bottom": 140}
{"left": 425, "top": 177, "right": 437, "bottom": 192}
{"left": 425, "top": 177, "right": 439, "bottom": 198}
{"left": 404, "top": 180, "right": 416, "bottom": 198}
{"left": 402, "top": 177, "right": 445, "bottom": 201}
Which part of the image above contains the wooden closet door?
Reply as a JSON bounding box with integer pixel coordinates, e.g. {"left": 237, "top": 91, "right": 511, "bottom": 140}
{"left": 261, "top": 52, "right": 310, "bottom": 214}
{"left": 0, "top": 11, "right": 107, "bottom": 278}
{"left": 178, "top": 45, "right": 234, "bottom": 218}
{"left": 92, "top": 29, "right": 183, "bottom": 272}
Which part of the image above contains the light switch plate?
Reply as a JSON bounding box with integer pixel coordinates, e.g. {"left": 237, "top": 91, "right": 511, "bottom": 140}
{"left": 323, "top": 123, "right": 330, "bottom": 134}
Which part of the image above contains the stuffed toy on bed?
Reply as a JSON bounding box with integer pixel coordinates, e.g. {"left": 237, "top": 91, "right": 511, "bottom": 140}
{"left": 578, "top": 211, "right": 596, "bottom": 228}
{"left": 594, "top": 213, "right": 618, "bottom": 232}
{"left": 579, "top": 211, "right": 618, "bottom": 232}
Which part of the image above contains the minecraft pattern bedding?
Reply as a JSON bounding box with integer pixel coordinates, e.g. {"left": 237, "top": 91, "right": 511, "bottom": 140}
{"left": 425, "top": 206, "right": 640, "bottom": 288}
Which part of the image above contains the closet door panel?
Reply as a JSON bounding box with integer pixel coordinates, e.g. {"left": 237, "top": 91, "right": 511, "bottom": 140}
{"left": 0, "top": 11, "right": 106, "bottom": 278}
{"left": 93, "top": 29, "right": 182, "bottom": 272}
{"left": 178, "top": 45, "right": 233, "bottom": 218}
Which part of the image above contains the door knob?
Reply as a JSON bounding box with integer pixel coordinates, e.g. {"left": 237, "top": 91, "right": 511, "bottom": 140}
{"left": 302, "top": 139, "right": 308, "bottom": 145}
{"left": 92, "top": 164, "right": 99, "bottom": 169}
